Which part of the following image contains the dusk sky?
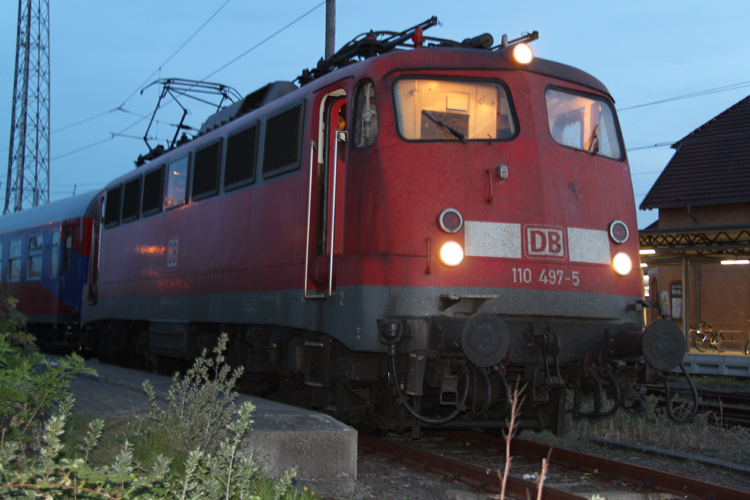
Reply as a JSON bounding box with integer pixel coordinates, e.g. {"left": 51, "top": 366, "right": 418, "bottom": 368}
{"left": 1, "top": 1, "right": 749, "bottom": 228}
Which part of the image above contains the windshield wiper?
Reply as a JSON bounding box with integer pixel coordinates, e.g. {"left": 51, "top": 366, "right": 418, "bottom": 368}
{"left": 422, "top": 110, "right": 468, "bottom": 143}
{"left": 585, "top": 124, "right": 599, "bottom": 155}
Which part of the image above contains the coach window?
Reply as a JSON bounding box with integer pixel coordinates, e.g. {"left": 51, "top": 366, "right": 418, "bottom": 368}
{"left": 545, "top": 88, "right": 622, "bottom": 160}
{"left": 192, "top": 140, "right": 222, "bottom": 200}
{"left": 142, "top": 166, "right": 164, "bottom": 216}
{"left": 8, "top": 238, "right": 21, "bottom": 282}
{"left": 225, "top": 125, "right": 257, "bottom": 190}
{"left": 353, "top": 81, "right": 378, "bottom": 148}
{"left": 394, "top": 78, "right": 516, "bottom": 141}
{"left": 165, "top": 157, "right": 189, "bottom": 209}
{"left": 104, "top": 186, "right": 122, "bottom": 228}
{"left": 27, "top": 233, "right": 43, "bottom": 280}
{"left": 121, "top": 177, "right": 142, "bottom": 223}
{"left": 50, "top": 231, "right": 60, "bottom": 278}
{"left": 263, "top": 102, "right": 305, "bottom": 178}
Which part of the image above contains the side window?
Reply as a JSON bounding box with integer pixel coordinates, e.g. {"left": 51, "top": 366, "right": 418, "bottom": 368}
{"left": 165, "top": 157, "right": 189, "bottom": 209}
{"left": 263, "top": 102, "right": 304, "bottom": 178}
{"left": 63, "top": 231, "right": 73, "bottom": 273}
{"left": 545, "top": 87, "right": 622, "bottom": 160}
{"left": 121, "top": 177, "right": 142, "bottom": 223}
{"left": 225, "top": 125, "right": 257, "bottom": 190}
{"left": 192, "top": 140, "right": 222, "bottom": 200}
{"left": 27, "top": 233, "right": 43, "bottom": 280}
{"left": 104, "top": 186, "right": 122, "bottom": 228}
{"left": 142, "top": 166, "right": 164, "bottom": 216}
{"left": 8, "top": 238, "right": 21, "bottom": 282}
{"left": 50, "top": 231, "right": 60, "bottom": 278}
{"left": 354, "top": 81, "right": 378, "bottom": 147}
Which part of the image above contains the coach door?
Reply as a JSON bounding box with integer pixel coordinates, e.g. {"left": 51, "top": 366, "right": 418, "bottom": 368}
{"left": 305, "top": 86, "right": 348, "bottom": 298}
{"left": 60, "top": 225, "right": 78, "bottom": 313}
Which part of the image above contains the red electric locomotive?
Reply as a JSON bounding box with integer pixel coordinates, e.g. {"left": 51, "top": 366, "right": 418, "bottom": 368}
{"left": 81, "top": 18, "right": 686, "bottom": 434}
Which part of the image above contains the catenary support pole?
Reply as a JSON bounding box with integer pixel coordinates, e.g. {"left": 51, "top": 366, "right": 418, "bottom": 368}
{"left": 325, "top": 0, "right": 335, "bottom": 60}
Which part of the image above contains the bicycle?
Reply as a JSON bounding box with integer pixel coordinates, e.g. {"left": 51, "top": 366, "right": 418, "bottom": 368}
{"left": 744, "top": 337, "right": 749, "bottom": 356}
{"left": 691, "top": 322, "right": 725, "bottom": 353}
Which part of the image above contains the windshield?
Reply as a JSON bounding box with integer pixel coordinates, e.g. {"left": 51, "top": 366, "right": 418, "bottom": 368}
{"left": 394, "top": 79, "right": 516, "bottom": 141}
{"left": 545, "top": 88, "right": 622, "bottom": 159}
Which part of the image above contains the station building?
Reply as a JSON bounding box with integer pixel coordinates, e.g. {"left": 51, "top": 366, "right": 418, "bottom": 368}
{"left": 639, "top": 95, "right": 750, "bottom": 351}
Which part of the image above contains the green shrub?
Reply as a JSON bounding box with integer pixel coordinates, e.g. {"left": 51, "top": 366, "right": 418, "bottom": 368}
{"left": 0, "top": 290, "right": 95, "bottom": 443}
{"left": 0, "top": 330, "right": 304, "bottom": 499}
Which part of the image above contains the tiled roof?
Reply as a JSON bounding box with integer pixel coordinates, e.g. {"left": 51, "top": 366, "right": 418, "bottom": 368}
{"left": 639, "top": 95, "right": 750, "bottom": 209}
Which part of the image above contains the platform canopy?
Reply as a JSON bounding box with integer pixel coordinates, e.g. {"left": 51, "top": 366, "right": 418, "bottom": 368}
{"left": 639, "top": 223, "right": 750, "bottom": 266}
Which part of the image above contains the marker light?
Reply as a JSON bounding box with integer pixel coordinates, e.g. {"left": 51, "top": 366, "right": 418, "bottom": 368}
{"left": 512, "top": 43, "right": 534, "bottom": 65}
{"left": 612, "top": 252, "right": 633, "bottom": 276}
{"left": 609, "top": 221, "right": 629, "bottom": 244}
{"left": 438, "top": 208, "right": 463, "bottom": 234}
{"left": 439, "top": 241, "right": 464, "bottom": 267}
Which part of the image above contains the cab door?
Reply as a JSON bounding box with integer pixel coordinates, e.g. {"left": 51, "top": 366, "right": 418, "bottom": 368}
{"left": 60, "top": 225, "right": 78, "bottom": 313}
{"left": 305, "top": 86, "right": 348, "bottom": 298}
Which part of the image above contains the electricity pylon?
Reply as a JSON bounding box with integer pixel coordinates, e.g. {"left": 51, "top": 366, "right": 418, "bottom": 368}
{"left": 5, "top": 0, "right": 50, "bottom": 214}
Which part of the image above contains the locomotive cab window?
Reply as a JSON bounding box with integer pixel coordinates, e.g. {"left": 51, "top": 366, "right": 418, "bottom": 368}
{"left": 354, "top": 81, "right": 378, "bottom": 148}
{"left": 192, "top": 140, "right": 222, "bottom": 200}
{"left": 8, "top": 238, "right": 21, "bottom": 282}
{"left": 165, "top": 157, "right": 189, "bottom": 209}
{"left": 545, "top": 88, "right": 622, "bottom": 160}
{"left": 224, "top": 125, "right": 258, "bottom": 190}
{"left": 27, "top": 233, "right": 43, "bottom": 280}
{"left": 142, "top": 166, "right": 164, "bottom": 216}
{"left": 104, "top": 186, "right": 122, "bottom": 228}
{"left": 121, "top": 177, "right": 142, "bottom": 223}
{"left": 394, "top": 78, "right": 516, "bottom": 141}
{"left": 262, "top": 102, "right": 305, "bottom": 178}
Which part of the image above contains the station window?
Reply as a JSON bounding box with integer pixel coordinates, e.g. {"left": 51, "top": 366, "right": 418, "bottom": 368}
{"left": 104, "top": 186, "right": 122, "bottom": 227}
{"left": 8, "top": 238, "right": 21, "bottom": 282}
{"left": 192, "top": 140, "right": 222, "bottom": 200}
{"left": 354, "top": 81, "right": 378, "bottom": 148}
{"left": 545, "top": 88, "right": 622, "bottom": 160}
{"left": 225, "top": 125, "right": 257, "bottom": 190}
{"left": 263, "top": 102, "right": 304, "bottom": 178}
{"left": 50, "top": 231, "right": 60, "bottom": 278}
{"left": 121, "top": 177, "right": 142, "bottom": 222}
{"left": 394, "top": 78, "right": 516, "bottom": 141}
{"left": 165, "top": 157, "right": 189, "bottom": 209}
{"left": 142, "top": 166, "right": 164, "bottom": 215}
{"left": 27, "top": 233, "right": 43, "bottom": 280}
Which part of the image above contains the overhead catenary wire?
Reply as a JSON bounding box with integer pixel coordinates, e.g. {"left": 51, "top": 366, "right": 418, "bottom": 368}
{"left": 47, "top": 2, "right": 327, "bottom": 163}
{"left": 617, "top": 79, "right": 750, "bottom": 111}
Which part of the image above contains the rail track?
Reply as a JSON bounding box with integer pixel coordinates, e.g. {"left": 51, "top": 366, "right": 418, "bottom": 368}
{"left": 358, "top": 430, "right": 750, "bottom": 499}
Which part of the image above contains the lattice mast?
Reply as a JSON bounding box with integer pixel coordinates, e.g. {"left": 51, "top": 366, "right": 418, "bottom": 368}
{"left": 4, "top": 0, "right": 51, "bottom": 214}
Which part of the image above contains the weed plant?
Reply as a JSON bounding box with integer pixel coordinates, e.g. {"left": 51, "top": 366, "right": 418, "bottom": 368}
{"left": 1, "top": 325, "right": 315, "bottom": 499}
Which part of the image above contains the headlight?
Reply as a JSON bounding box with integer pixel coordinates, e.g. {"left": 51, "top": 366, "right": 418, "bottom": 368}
{"left": 512, "top": 43, "right": 533, "bottom": 65}
{"left": 612, "top": 252, "right": 632, "bottom": 276}
{"left": 438, "top": 208, "right": 463, "bottom": 234}
{"left": 439, "top": 241, "right": 464, "bottom": 267}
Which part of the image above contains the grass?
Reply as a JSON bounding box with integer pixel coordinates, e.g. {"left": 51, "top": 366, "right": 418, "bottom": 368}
{"left": 521, "top": 383, "right": 750, "bottom": 467}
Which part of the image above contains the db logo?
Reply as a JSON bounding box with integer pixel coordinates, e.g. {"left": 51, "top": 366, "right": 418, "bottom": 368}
{"left": 525, "top": 226, "right": 566, "bottom": 259}
{"left": 167, "top": 239, "right": 179, "bottom": 268}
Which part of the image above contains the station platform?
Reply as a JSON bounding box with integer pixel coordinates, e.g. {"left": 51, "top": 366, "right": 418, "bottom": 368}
{"left": 677, "top": 349, "right": 750, "bottom": 378}
{"left": 67, "top": 359, "right": 357, "bottom": 495}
